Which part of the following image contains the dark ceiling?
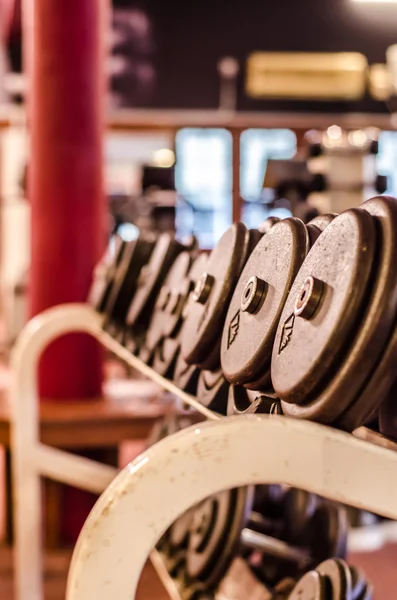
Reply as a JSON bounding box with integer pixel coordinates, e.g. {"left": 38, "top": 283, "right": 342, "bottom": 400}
{"left": 10, "top": 0, "right": 397, "bottom": 112}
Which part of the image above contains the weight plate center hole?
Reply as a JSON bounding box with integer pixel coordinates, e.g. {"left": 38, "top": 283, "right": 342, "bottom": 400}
{"left": 241, "top": 276, "right": 267, "bottom": 314}
{"left": 294, "top": 276, "right": 324, "bottom": 320}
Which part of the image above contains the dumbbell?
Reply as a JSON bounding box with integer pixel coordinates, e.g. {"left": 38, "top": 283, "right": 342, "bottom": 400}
{"left": 285, "top": 559, "right": 373, "bottom": 600}
{"left": 101, "top": 235, "right": 156, "bottom": 344}
{"left": 139, "top": 250, "right": 194, "bottom": 364}
{"left": 163, "top": 486, "right": 348, "bottom": 596}
{"left": 249, "top": 488, "right": 348, "bottom": 587}
{"left": 270, "top": 196, "right": 397, "bottom": 430}
{"left": 88, "top": 234, "right": 126, "bottom": 312}
{"left": 144, "top": 252, "right": 208, "bottom": 376}
{"left": 180, "top": 223, "right": 262, "bottom": 371}
{"left": 220, "top": 215, "right": 335, "bottom": 395}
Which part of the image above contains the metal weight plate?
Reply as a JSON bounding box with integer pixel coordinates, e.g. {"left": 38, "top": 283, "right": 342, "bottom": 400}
{"left": 153, "top": 338, "right": 181, "bottom": 378}
{"left": 169, "top": 507, "right": 195, "bottom": 551}
{"left": 347, "top": 321, "right": 397, "bottom": 434}
{"left": 270, "top": 401, "right": 283, "bottom": 415}
{"left": 221, "top": 219, "right": 309, "bottom": 387}
{"left": 284, "top": 197, "right": 397, "bottom": 427}
{"left": 253, "top": 485, "right": 287, "bottom": 520}
{"left": 144, "top": 251, "right": 193, "bottom": 353}
{"left": 328, "top": 196, "right": 397, "bottom": 430}
{"left": 104, "top": 236, "right": 156, "bottom": 327}
{"left": 350, "top": 566, "right": 368, "bottom": 600}
{"left": 288, "top": 571, "right": 328, "bottom": 600}
{"left": 122, "top": 330, "right": 142, "bottom": 355}
{"left": 378, "top": 381, "right": 397, "bottom": 441}
{"left": 196, "top": 369, "right": 230, "bottom": 415}
{"left": 272, "top": 208, "right": 376, "bottom": 413}
{"left": 356, "top": 583, "right": 374, "bottom": 600}
{"left": 227, "top": 386, "right": 273, "bottom": 416}
{"left": 306, "top": 224, "right": 322, "bottom": 247}
{"left": 181, "top": 223, "right": 255, "bottom": 370}
{"left": 185, "top": 488, "right": 251, "bottom": 588}
{"left": 316, "top": 559, "right": 352, "bottom": 600}
{"left": 258, "top": 216, "right": 281, "bottom": 234}
{"left": 273, "top": 577, "right": 296, "bottom": 598}
{"left": 304, "top": 503, "right": 348, "bottom": 565}
{"left": 303, "top": 214, "right": 337, "bottom": 264}
{"left": 173, "top": 352, "right": 201, "bottom": 395}
{"left": 282, "top": 489, "right": 318, "bottom": 544}
{"left": 307, "top": 214, "right": 337, "bottom": 232}
{"left": 88, "top": 235, "right": 126, "bottom": 312}
{"left": 126, "top": 233, "right": 185, "bottom": 328}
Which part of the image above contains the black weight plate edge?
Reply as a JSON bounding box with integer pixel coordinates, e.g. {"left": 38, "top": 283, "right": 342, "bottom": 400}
{"left": 104, "top": 237, "right": 155, "bottom": 327}
{"left": 227, "top": 387, "right": 272, "bottom": 416}
{"left": 173, "top": 352, "right": 201, "bottom": 395}
{"left": 349, "top": 565, "right": 368, "bottom": 600}
{"left": 145, "top": 252, "right": 194, "bottom": 352}
{"left": 181, "top": 223, "right": 252, "bottom": 369}
{"left": 185, "top": 487, "right": 251, "bottom": 589}
{"left": 329, "top": 196, "right": 397, "bottom": 430}
{"left": 315, "top": 558, "right": 352, "bottom": 600}
{"left": 127, "top": 234, "right": 185, "bottom": 328}
{"left": 280, "top": 215, "right": 382, "bottom": 424}
{"left": 288, "top": 571, "right": 328, "bottom": 600}
{"left": 197, "top": 370, "right": 230, "bottom": 414}
{"left": 153, "top": 338, "right": 181, "bottom": 379}
{"left": 307, "top": 503, "right": 348, "bottom": 565}
{"left": 220, "top": 218, "right": 309, "bottom": 387}
{"left": 89, "top": 236, "right": 126, "bottom": 312}
{"left": 273, "top": 208, "right": 377, "bottom": 411}
{"left": 282, "top": 489, "right": 318, "bottom": 544}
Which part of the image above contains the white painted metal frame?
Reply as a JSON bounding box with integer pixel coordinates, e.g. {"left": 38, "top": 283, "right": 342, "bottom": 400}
{"left": 10, "top": 303, "right": 397, "bottom": 600}
{"left": 10, "top": 302, "right": 220, "bottom": 600}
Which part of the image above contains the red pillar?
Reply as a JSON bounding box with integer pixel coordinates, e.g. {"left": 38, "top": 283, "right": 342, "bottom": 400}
{"left": 24, "top": 0, "right": 108, "bottom": 541}
{"left": 27, "top": 0, "right": 107, "bottom": 398}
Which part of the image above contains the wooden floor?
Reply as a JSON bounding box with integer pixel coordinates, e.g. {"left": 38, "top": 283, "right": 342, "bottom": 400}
{"left": 0, "top": 548, "right": 170, "bottom": 600}
{"left": 0, "top": 545, "right": 397, "bottom": 600}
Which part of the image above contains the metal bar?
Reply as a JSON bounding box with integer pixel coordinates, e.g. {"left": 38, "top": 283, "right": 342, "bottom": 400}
{"left": 35, "top": 444, "right": 117, "bottom": 495}
{"left": 98, "top": 329, "right": 220, "bottom": 421}
{"left": 240, "top": 528, "right": 310, "bottom": 565}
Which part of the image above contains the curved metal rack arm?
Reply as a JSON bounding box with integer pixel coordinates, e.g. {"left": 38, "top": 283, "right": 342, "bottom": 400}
{"left": 66, "top": 414, "right": 397, "bottom": 600}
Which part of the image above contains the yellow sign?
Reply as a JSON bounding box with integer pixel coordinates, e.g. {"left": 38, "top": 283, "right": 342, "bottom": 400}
{"left": 246, "top": 52, "right": 368, "bottom": 101}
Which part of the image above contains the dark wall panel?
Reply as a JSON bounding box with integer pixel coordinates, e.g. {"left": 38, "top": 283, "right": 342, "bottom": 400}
{"left": 9, "top": 0, "right": 397, "bottom": 112}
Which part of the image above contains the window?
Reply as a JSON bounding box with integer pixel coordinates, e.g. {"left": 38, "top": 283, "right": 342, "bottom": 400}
{"left": 377, "top": 131, "right": 397, "bottom": 196}
{"left": 175, "top": 128, "right": 232, "bottom": 248}
{"left": 240, "top": 129, "right": 297, "bottom": 228}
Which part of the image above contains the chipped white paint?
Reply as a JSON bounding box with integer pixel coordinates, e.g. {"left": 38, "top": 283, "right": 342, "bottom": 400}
{"left": 67, "top": 415, "right": 397, "bottom": 600}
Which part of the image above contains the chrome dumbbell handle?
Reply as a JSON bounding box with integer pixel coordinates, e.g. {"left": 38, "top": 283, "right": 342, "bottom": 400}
{"left": 241, "top": 528, "right": 311, "bottom": 568}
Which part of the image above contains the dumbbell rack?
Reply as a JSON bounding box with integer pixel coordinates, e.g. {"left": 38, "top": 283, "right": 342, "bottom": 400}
{"left": 10, "top": 303, "right": 397, "bottom": 600}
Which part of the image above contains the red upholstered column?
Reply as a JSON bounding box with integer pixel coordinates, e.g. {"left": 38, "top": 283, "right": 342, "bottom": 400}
{"left": 24, "top": 0, "right": 108, "bottom": 542}
{"left": 26, "top": 0, "right": 107, "bottom": 399}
